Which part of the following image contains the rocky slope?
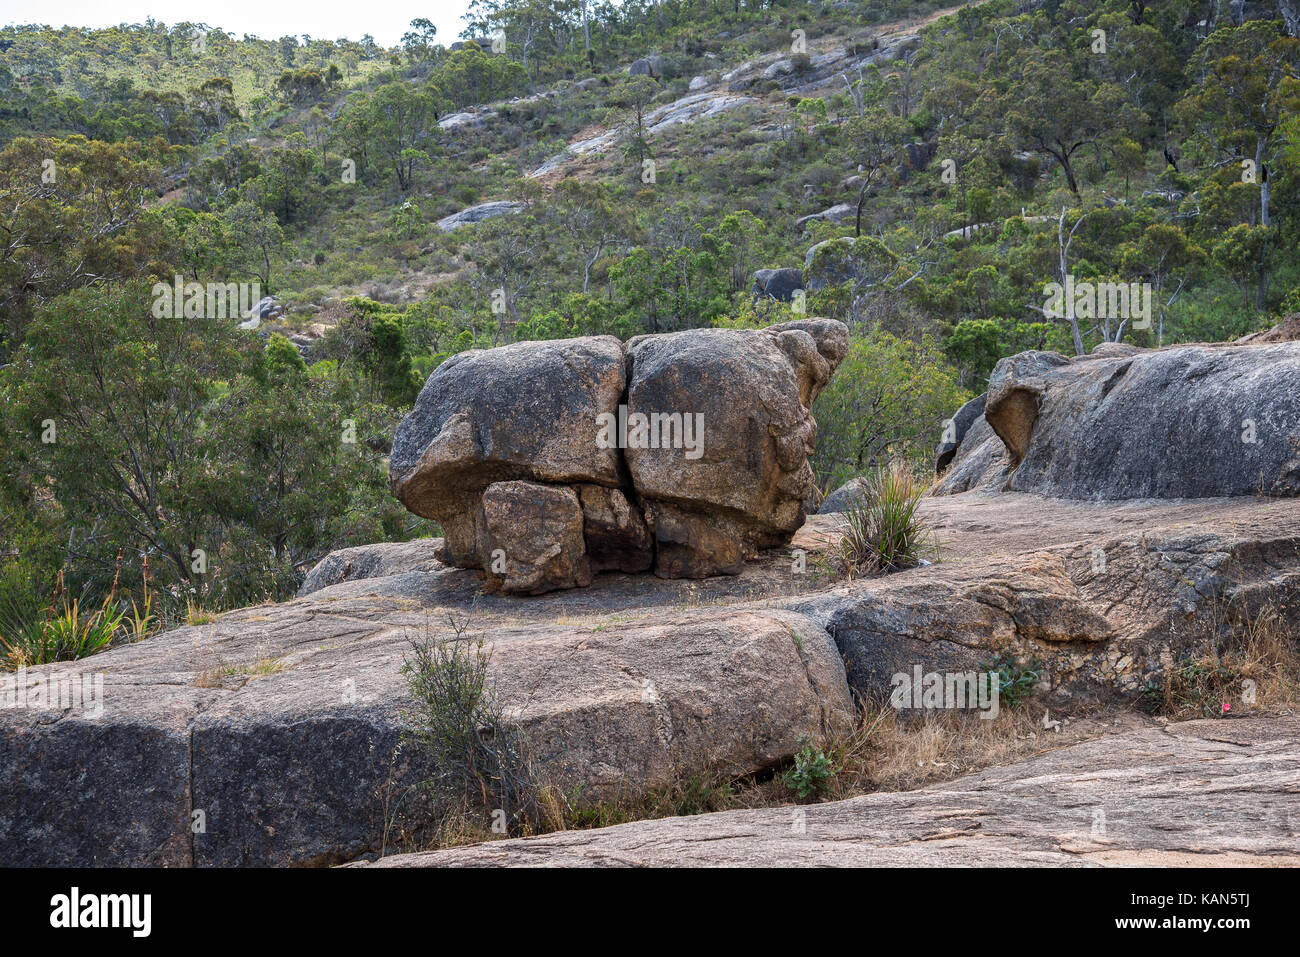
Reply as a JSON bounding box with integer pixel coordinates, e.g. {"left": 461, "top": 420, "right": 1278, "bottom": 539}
{"left": 5, "top": 335, "right": 1299, "bottom": 867}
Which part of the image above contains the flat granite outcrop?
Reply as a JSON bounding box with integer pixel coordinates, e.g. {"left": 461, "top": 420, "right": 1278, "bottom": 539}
{"left": 4, "top": 492, "right": 1298, "bottom": 866}
{"left": 359, "top": 716, "right": 1300, "bottom": 867}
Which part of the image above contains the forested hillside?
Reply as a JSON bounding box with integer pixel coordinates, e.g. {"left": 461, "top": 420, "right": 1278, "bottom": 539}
{"left": 3, "top": 0, "right": 1299, "bottom": 661}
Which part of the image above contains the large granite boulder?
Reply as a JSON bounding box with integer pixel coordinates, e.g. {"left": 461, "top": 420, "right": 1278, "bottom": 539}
{"left": 624, "top": 320, "right": 847, "bottom": 577}
{"left": 935, "top": 342, "right": 1300, "bottom": 500}
{"left": 935, "top": 393, "right": 986, "bottom": 474}
{"left": 391, "top": 319, "right": 849, "bottom": 591}
{"left": 817, "top": 477, "right": 867, "bottom": 514}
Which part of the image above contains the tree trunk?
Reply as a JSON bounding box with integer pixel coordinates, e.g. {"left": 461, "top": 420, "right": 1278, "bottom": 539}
{"left": 1061, "top": 156, "right": 1080, "bottom": 197}
{"left": 1257, "top": 136, "right": 1270, "bottom": 227}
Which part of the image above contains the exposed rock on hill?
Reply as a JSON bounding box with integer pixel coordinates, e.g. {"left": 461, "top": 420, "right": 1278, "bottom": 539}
{"left": 435, "top": 201, "right": 525, "bottom": 233}
{"left": 390, "top": 319, "right": 849, "bottom": 591}
{"left": 937, "top": 342, "right": 1300, "bottom": 499}
{"left": 752, "top": 267, "right": 804, "bottom": 302}
{"left": 359, "top": 716, "right": 1300, "bottom": 867}
{"left": 795, "top": 202, "right": 857, "bottom": 231}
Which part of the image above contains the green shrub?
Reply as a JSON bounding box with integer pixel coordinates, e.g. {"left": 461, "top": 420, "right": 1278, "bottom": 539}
{"left": 983, "top": 654, "right": 1043, "bottom": 709}
{"left": 783, "top": 737, "right": 836, "bottom": 800}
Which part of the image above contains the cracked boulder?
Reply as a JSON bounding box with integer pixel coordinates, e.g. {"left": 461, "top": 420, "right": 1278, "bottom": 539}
{"left": 390, "top": 319, "right": 848, "bottom": 591}
{"left": 936, "top": 341, "right": 1300, "bottom": 499}
{"left": 389, "top": 335, "right": 625, "bottom": 573}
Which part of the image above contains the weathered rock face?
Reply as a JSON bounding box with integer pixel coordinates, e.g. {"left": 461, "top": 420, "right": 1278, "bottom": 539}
{"left": 435, "top": 200, "right": 525, "bottom": 233}
{"left": 624, "top": 322, "right": 847, "bottom": 578}
{"left": 1237, "top": 314, "right": 1300, "bottom": 344}
{"left": 480, "top": 481, "right": 592, "bottom": 594}
{"left": 391, "top": 319, "right": 848, "bottom": 591}
{"left": 935, "top": 393, "right": 986, "bottom": 474}
{"left": 817, "top": 477, "right": 867, "bottom": 514}
{"left": 628, "top": 54, "right": 664, "bottom": 78}
{"left": 936, "top": 342, "right": 1300, "bottom": 500}
{"left": 9, "top": 491, "right": 1300, "bottom": 866}
{"left": 390, "top": 335, "right": 625, "bottom": 576}
{"left": 298, "top": 539, "right": 445, "bottom": 597}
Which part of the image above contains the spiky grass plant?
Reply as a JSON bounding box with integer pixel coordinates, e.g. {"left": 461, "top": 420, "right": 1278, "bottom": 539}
{"left": 0, "top": 553, "right": 151, "bottom": 669}
{"left": 839, "top": 459, "right": 935, "bottom": 576}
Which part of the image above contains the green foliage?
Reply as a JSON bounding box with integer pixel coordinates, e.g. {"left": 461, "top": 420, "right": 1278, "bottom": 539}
{"left": 2, "top": 596, "right": 124, "bottom": 668}
{"left": 6, "top": 0, "right": 1300, "bottom": 631}
{"left": 813, "top": 331, "right": 968, "bottom": 489}
{"left": 265, "top": 333, "right": 307, "bottom": 380}
{"left": 1, "top": 281, "right": 410, "bottom": 613}
{"left": 783, "top": 737, "right": 836, "bottom": 800}
{"left": 983, "top": 654, "right": 1043, "bottom": 710}
{"left": 402, "top": 618, "right": 539, "bottom": 835}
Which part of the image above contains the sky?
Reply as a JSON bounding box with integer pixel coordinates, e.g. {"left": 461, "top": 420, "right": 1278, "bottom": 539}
{"left": 1, "top": 0, "right": 476, "bottom": 47}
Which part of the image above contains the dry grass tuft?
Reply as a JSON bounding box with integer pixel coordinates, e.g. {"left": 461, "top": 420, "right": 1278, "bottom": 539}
{"left": 1144, "top": 599, "right": 1300, "bottom": 718}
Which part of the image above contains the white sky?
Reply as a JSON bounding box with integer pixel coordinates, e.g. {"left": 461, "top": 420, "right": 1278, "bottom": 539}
{"left": 2, "top": 0, "right": 475, "bottom": 47}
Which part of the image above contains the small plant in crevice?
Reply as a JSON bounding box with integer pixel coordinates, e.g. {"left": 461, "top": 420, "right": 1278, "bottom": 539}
{"left": 401, "top": 614, "right": 540, "bottom": 840}
{"left": 839, "top": 459, "right": 935, "bottom": 576}
{"left": 983, "top": 654, "right": 1043, "bottom": 710}
{"left": 783, "top": 737, "right": 836, "bottom": 801}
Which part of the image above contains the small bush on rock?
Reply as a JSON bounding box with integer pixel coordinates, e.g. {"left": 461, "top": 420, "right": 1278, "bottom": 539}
{"left": 983, "top": 654, "right": 1043, "bottom": 709}
{"left": 402, "top": 616, "right": 540, "bottom": 837}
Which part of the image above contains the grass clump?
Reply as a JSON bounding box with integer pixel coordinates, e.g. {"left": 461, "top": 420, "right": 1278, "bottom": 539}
{"left": 0, "top": 559, "right": 154, "bottom": 670}
{"left": 1141, "top": 599, "right": 1300, "bottom": 718}
{"left": 839, "top": 460, "right": 934, "bottom": 576}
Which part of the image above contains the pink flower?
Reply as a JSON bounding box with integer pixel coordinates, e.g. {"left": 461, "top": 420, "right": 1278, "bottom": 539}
{"left": 1223, "top": 702, "right": 1231, "bottom": 713}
